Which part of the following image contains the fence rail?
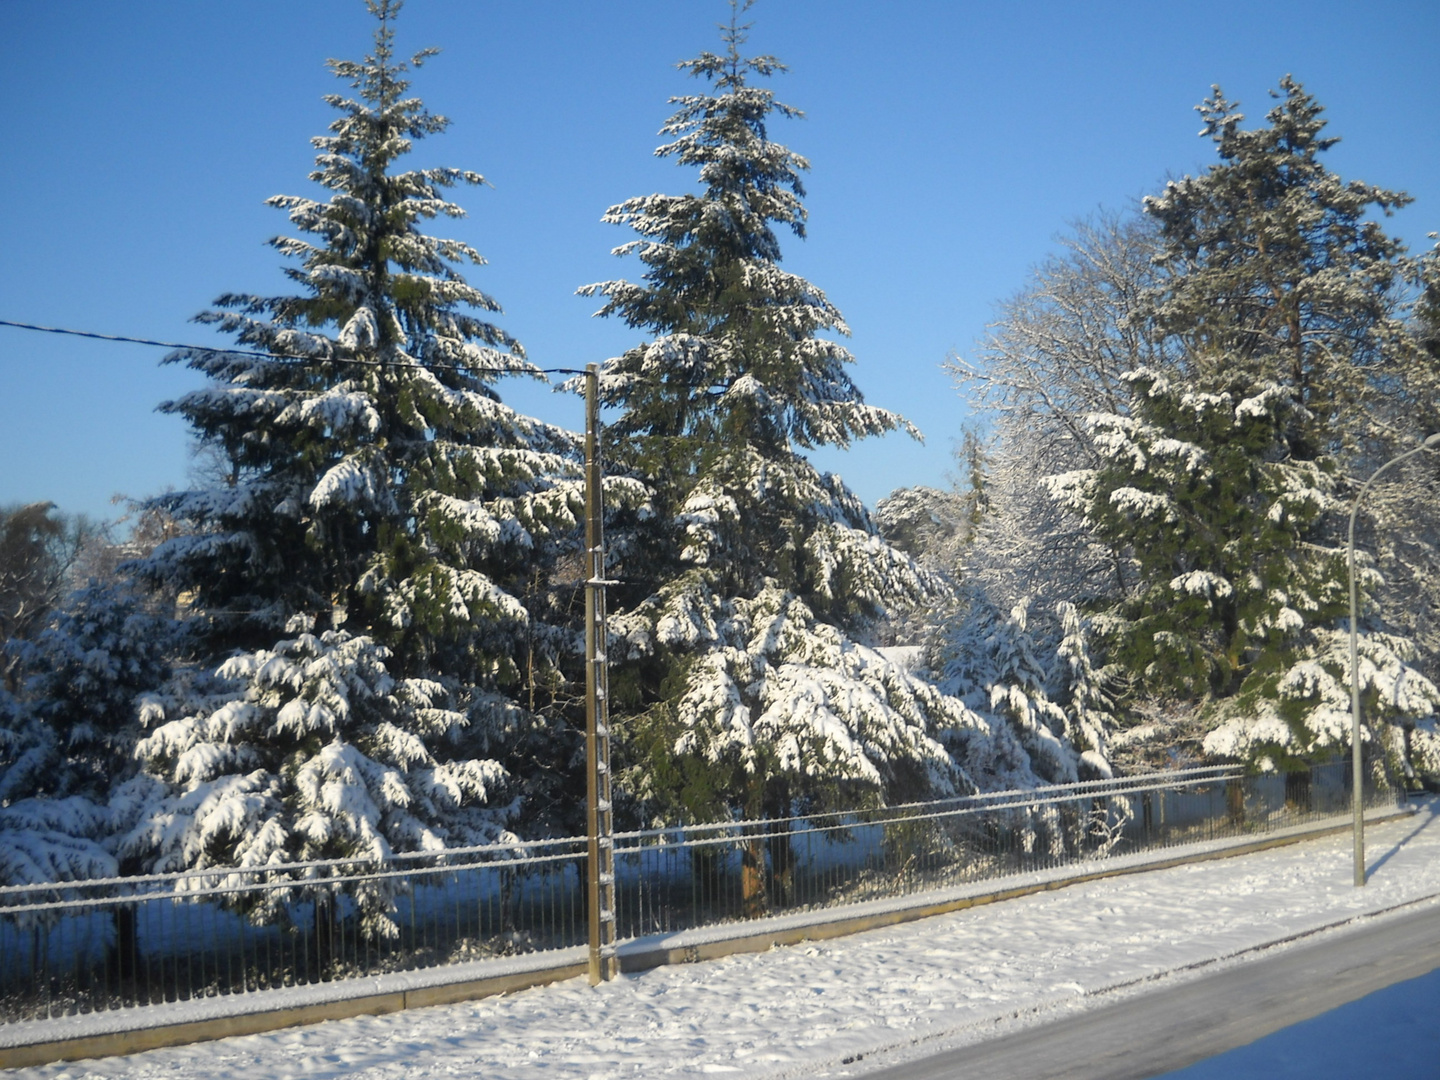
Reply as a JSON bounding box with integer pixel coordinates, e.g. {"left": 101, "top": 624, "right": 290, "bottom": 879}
{"left": 0, "top": 761, "right": 1401, "bottom": 1024}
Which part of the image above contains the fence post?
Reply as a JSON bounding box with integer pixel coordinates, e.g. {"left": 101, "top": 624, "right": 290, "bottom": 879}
{"left": 584, "top": 364, "right": 618, "bottom": 984}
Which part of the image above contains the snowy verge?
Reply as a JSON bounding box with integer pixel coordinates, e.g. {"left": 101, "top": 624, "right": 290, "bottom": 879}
{"left": 0, "top": 947, "right": 588, "bottom": 1052}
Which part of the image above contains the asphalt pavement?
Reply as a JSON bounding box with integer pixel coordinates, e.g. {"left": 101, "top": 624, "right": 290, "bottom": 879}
{"left": 831, "top": 898, "right": 1440, "bottom": 1080}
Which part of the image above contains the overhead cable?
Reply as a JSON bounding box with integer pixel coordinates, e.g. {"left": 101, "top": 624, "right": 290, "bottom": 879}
{"left": 0, "top": 318, "right": 588, "bottom": 378}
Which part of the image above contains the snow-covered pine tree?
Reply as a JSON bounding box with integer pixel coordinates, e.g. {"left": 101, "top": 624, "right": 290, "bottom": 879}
{"left": 127, "top": 1, "right": 582, "bottom": 917}
{"left": 14, "top": 584, "right": 170, "bottom": 802}
{"left": 0, "top": 498, "right": 176, "bottom": 886}
{"left": 930, "top": 593, "right": 1102, "bottom": 784}
{"left": 939, "top": 84, "right": 1437, "bottom": 776}
{"left": 1047, "top": 363, "right": 1438, "bottom": 772}
{"left": 1052, "top": 601, "right": 1118, "bottom": 768}
{"left": 1142, "top": 78, "right": 1416, "bottom": 457}
{"left": 1047, "top": 372, "right": 1334, "bottom": 688}
{"left": 582, "top": 3, "right": 1042, "bottom": 861}
{"left": 1109, "top": 78, "right": 1440, "bottom": 773}
{"left": 0, "top": 691, "right": 117, "bottom": 886}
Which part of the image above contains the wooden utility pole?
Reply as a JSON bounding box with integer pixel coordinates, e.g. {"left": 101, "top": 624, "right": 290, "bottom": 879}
{"left": 584, "top": 364, "right": 618, "bottom": 983}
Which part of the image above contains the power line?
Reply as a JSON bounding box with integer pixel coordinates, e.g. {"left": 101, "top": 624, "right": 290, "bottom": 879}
{"left": 0, "top": 318, "right": 589, "bottom": 378}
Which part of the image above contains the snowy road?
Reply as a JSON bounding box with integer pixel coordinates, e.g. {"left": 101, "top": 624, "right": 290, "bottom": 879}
{"left": 834, "top": 892, "right": 1440, "bottom": 1080}
{"left": 13, "top": 801, "right": 1440, "bottom": 1080}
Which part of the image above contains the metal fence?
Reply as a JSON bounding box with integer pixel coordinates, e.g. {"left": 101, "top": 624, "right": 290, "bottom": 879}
{"left": 0, "top": 761, "right": 1401, "bottom": 1024}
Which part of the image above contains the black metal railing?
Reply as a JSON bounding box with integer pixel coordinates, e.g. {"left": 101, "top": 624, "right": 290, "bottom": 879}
{"left": 0, "top": 761, "right": 1401, "bottom": 1024}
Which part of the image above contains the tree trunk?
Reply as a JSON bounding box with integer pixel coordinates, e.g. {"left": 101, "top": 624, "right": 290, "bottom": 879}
{"left": 1284, "top": 768, "right": 1312, "bottom": 814}
{"left": 740, "top": 835, "right": 767, "bottom": 918}
{"left": 764, "top": 780, "right": 794, "bottom": 909}
{"left": 108, "top": 905, "right": 138, "bottom": 986}
{"left": 740, "top": 774, "right": 772, "bottom": 918}
{"left": 311, "top": 893, "right": 336, "bottom": 982}
{"left": 106, "top": 856, "right": 144, "bottom": 991}
{"left": 1226, "top": 779, "right": 1246, "bottom": 828}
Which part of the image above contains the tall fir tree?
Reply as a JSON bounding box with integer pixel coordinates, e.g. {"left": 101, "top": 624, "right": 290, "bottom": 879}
{"left": 127, "top": 1, "right": 583, "bottom": 919}
{"left": 583, "top": 2, "right": 1049, "bottom": 858}
{"left": 1142, "top": 77, "right": 1415, "bottom": 459}
{"left": 1050, "top": 80, "right": 1439, "bottom": 774}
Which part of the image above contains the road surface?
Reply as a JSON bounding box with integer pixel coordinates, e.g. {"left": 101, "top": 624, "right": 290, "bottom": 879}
{"left": 835, "top": 899, "right": 1440, "bottom": 1080}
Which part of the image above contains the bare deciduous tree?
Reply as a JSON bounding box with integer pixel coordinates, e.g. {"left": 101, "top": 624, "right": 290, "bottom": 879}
{"left": 0, "top": 503, "right": 110, "bottom": 648}
{"left": 946, "top": 209, "right": 1178, "bottom": 613}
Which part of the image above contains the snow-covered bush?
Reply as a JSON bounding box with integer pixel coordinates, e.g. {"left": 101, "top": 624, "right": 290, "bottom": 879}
{"left": 0, "top": 581, "right": 171, "bottom": 885}
{"left": 127, "top": 618, "right": 513, "bottom": 936}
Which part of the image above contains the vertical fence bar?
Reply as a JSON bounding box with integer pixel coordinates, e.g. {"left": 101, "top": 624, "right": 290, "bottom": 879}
{"left": 584, "top": 364, "right": 618, "bottom": 985}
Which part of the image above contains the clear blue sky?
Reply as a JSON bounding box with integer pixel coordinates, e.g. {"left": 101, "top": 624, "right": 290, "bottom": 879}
{"left": 3, "top": 0, "right": 1438, "bottom": 524}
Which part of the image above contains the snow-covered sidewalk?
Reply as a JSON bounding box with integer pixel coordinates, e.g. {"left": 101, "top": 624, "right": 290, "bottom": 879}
{"left": 14, "top": 801, "right": 1440, "bottom": 1080}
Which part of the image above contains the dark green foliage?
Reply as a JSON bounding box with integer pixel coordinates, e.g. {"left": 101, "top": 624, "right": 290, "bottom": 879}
{"left": 1143, "top": 76, "right": 1414, "bottom": 458}
{"left": 1052, "top": 371, "right": 1344, "bottom": 703}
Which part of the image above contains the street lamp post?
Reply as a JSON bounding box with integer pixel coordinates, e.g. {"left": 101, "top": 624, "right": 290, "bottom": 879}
{"left": 1347, "top": 433, "right": 1440, "bottom": 886}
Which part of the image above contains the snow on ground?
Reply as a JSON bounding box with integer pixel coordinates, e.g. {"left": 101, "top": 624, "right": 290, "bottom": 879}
{"left": 14, "top": 801, "right": 1440, "bottom": 1080}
